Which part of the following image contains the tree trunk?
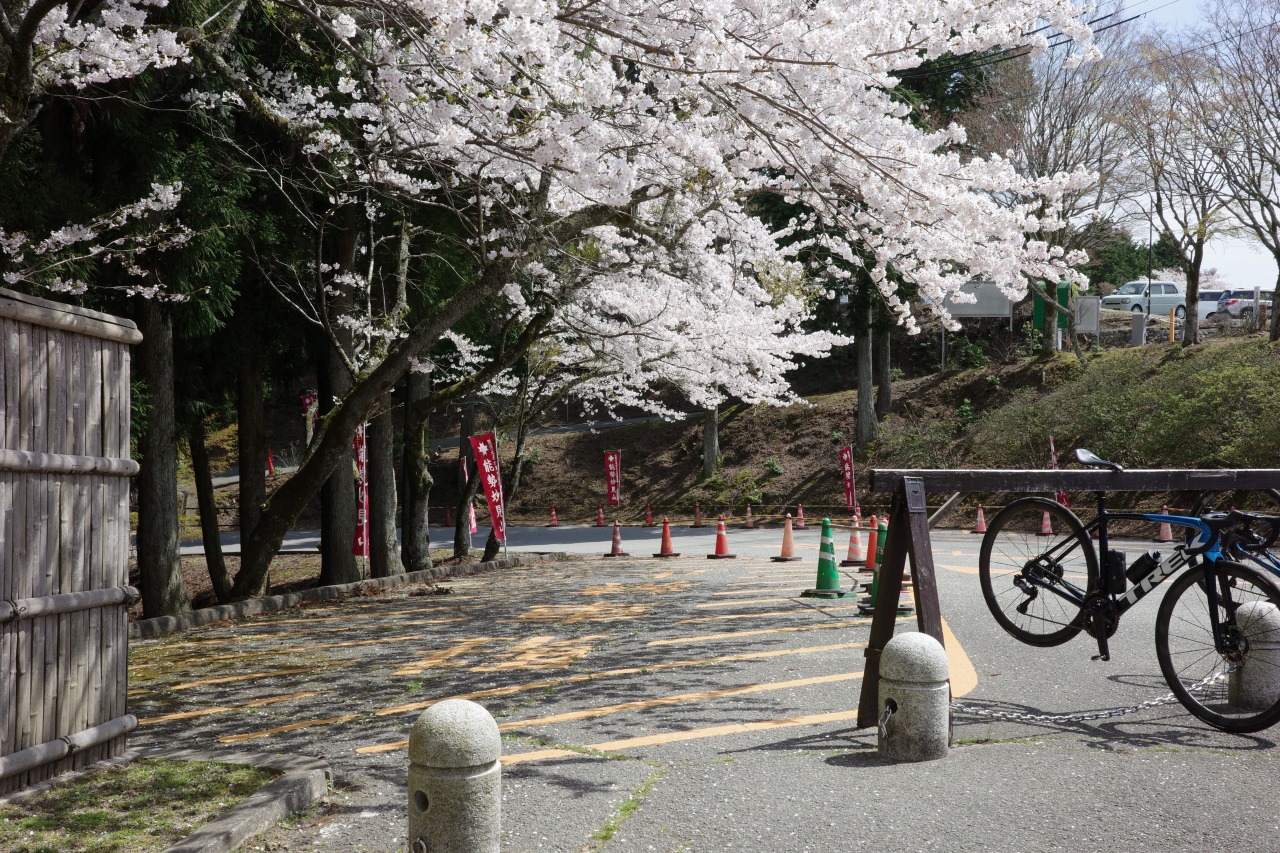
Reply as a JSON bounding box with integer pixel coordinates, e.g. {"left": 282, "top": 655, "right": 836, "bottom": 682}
{"left": 1183, "top": 245, "right": 1203, "bottom": 345}
{"left": 873, "top": 329, "right": 891, "bottom": 419}
{"left": 401, "top": 370, "right": 433, "bottom": 573}
{"left": 188, "top": 419, "right": 231, "bottom": 603}
{"left": 368, "top": 395, "right": 405, "bottom": 578}
{"left": 703, "top": 405, "right": 719, "bottom": 478}
{"left": 454, "top": 404, "right": 477, "bottom": 558}
{"left": 317, "top": 340, "right": 360, "bottom": 587}
{"left": 236, "top": 334, "right": 266, "bottom": 575}
{"left": 136, "top": 300, "right": 190, "bottom": 618}
{"left": 231, "top": 259, "right": 518, "bottom": 599}
{"left": 854, "top": 320, "right": 876, "bottom": 449}
{"left": 1271, "top": 268, "right": 1280, "bottom": 342}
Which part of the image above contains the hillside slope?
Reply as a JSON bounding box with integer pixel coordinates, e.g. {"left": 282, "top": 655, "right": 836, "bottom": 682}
{"left": 502, "top": 336, "right": 1280, "bottom": 523}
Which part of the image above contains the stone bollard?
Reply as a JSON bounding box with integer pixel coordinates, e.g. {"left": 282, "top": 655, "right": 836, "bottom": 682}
{"left": 877, "top": 632, "right": 950, "bottom": 763}
{"left": 1229, "top": 601, "right": 1280, "bottom": 710}
{"left": 408, "top": 699, "right": 501, "bottom": 853}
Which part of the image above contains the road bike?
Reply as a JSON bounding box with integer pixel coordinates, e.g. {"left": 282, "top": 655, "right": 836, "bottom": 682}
{"left": 978, "top": 449, "right": 1280, "bottom": 733}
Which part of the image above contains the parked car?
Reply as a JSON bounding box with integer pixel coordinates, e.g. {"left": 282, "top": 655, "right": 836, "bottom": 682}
{"left": 1217, "top": 288, "right": 1275, "bottom": 320}
{"left": 1198, "top": 289, "right": 1226, "bottom": 322}
{"left": 1100, "top": 280, "right": 1186, "bottom": 318}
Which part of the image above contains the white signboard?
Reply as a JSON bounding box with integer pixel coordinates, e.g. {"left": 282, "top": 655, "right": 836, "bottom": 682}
{"left": 1075, "top": 296, "right": 1100, "bottom": 335}
{"left": 942, "top": 281, "right": 1016, "bottom": 319}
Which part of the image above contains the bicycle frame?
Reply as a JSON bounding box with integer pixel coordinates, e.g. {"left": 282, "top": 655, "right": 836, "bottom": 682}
{"left": 1023, "top": 490, "right": 1225, "bottom": 661}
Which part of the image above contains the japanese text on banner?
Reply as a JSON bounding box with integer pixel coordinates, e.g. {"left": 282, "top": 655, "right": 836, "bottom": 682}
{"left": 838, "top": 446, "right": 857, "bottom": 511}
{"left": 469, "top": 432, "right": 507, "bottom": 541}
{"left": 604, "top": 450, "right": 622, "bottom": 506}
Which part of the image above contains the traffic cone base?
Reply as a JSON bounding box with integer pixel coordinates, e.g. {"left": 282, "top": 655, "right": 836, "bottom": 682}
{"left": 802, "top": 518, "right": 847, "bottom": 598}
{"left": 794, "top": 504, "right": 807, "bottom": 530}
{"left": 707, "top": 515, "right": 736, "bottom": 559}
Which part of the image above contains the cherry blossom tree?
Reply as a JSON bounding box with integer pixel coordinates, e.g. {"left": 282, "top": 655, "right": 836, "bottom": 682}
{"left": 172, "top": 0, "right": 1099, "bottom": 594}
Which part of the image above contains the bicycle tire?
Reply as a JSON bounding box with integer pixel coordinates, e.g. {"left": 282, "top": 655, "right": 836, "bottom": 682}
{"left": 1155, "top": 560, "right": 1280, "bottom": 733}
{"left": 979, "top": 497, "right": 1096, "bottom": 647}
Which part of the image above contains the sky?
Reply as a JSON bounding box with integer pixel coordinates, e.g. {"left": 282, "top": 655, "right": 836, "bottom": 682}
{"left": 1118, "top": 0, "right": 1279, "bottom": 288}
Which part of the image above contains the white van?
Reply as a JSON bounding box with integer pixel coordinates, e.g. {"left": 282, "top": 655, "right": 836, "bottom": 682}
{"left": 1100, "top": 280, "right": 1186, "bottom": 318}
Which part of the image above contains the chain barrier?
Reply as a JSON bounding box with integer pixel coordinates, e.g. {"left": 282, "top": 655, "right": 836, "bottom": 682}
{"left": 950, "top": 671, "right": 1229, "bottom": 725}
{"left": 877, "top": 701, "right": 895, "bottom": 740}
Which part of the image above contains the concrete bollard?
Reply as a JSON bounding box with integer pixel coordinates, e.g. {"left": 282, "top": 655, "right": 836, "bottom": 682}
{"left": 877, "top": 632, "right": 950, "bottom": 763}
{"left": 1229, "top": 601, "right": 1280, "bottom": 710}
{"left": 408, "top": 698, "right": 502, "bottom": 853}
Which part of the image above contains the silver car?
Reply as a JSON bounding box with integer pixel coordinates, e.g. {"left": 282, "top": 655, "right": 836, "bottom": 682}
{"left": 1101, "top": 280, "right": 1186, "bottom": 318}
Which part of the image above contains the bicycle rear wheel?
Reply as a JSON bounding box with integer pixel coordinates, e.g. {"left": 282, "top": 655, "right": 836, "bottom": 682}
{"left": 979, "top": 497, "right": 1096, "bottom": 646}
{"left": 1155, "top": 560, "right": 1280, "bottom": 733}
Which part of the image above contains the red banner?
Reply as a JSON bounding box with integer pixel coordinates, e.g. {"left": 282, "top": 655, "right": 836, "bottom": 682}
{"left": 352, "top": 423, "right": 369, "bottom": 557}
{"left": 469, "top": 432, "right": 506, "bottom": 542}
{"left": 838, "top": 446, "right": 856, "bottom": 511}
{"left": 604, "top": 450, "right": 622, "bottom": 506}
{"left": 1049, "top": 436, "right": 1069, "bottom": 508}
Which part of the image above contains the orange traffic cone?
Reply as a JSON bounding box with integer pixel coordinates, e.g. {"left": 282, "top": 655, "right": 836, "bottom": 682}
{"left": 266, "top": 447, "right": 275, "bottom": 477}
{"left": 691, "top": 502, "right": 705, "bottom": 528}
{"left": 1157, "top": 505, "right": 1173, "bottom": 543}
{"left": 654, "top": 517, "right": 680, "bottom": 558}
{"left": 707, "top": 515, "right": 736, "bottom": 559}
{"left": 603, "top": 520, "right": 629, "bottom": 557}
{"left": 972, "top": 504, "right": 987, "bottom": 534}
{"left": 840, "top": 515, "right": 865, "bottom": 566}
{"left": 1040, "top": 510, "right": 1054, "bottom": 537}
{"left": 772, "top": 513, "right": 802, "bottom": 562}
{"left": 743, "top": 504, "right": 755, "bottom": 529}
{"left": 547, "top": 506, "right": 559, "bottom": 527}
{"left": 794, "top": 504, "right": 807, "bottom": 530}
{"left": 645, "top": 504, "right": 655, "bottom": 526}
{"left": 596, "top": 504, "right": 605, "bottom": 527}
{"left": 862, "top": 514, "right": 879, "bottom": 573}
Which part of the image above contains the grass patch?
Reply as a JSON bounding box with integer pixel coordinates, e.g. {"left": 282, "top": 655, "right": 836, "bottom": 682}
{"left": 0, "top": 758, "right": 277, "bottom": 853}
{"left": 587, "top": 767, "right": 666, "bottom": 849}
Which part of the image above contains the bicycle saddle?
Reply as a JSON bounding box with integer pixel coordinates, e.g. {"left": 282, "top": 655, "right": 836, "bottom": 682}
{"left": 1075, "top": 448, "right": 1124, "bottom": 472}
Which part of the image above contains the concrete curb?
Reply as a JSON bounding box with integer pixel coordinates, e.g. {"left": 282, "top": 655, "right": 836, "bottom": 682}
{"left": 133, "top": 748, "right": 331, "bottom": 853}
{"left": 130, "top": 552, "right": 570, "bottom": 640}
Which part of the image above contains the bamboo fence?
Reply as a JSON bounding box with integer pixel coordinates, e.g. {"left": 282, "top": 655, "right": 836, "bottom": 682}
{"left": 0, "top": 287, "right": 141, "bottom": 794}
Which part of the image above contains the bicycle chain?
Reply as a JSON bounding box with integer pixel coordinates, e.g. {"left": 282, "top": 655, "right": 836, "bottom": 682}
{"left": 949, "top": 671, "right": 1229, "bottom": 725}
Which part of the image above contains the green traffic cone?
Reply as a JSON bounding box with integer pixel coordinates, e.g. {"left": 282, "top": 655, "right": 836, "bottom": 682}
{"left": 801, "top": 518, "right": 846, "bottom": 598}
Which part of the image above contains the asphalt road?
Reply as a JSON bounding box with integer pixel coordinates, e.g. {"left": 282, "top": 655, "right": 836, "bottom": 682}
{"left": 138, "top": 527, "right": 1280, "bottom": 852}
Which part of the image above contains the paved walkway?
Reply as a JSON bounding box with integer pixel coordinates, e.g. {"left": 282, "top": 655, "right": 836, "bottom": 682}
{"left": 130, "top": 530, "right": 1280, "bottom": 852}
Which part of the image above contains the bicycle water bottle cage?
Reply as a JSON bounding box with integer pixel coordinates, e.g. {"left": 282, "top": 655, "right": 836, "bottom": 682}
{"left": 1075, "top": 448, "right": 1124, "bottom": 472}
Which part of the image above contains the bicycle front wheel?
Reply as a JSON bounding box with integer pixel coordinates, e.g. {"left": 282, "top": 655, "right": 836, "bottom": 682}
{"left": 1156, "top": 561, "right": 1280, "bottom": 733}
{"left": 979, "top": 497, "right": 1096, "bottom": 647}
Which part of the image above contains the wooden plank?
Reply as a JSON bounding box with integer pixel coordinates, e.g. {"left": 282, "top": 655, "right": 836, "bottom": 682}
{"left": 0, "top": 473, "right": 13, "bottom": 763}
{"left": 0, "top": 288, "right": 142, "bottom": 345}
{"left": 2, "top": 319, "right": 17, "bottom": 450}
{"left": 0, "top": 448, "right": 139, "bottom": 477}
{"left": 870, "top": 468, "right": 1280, "bottom": 493}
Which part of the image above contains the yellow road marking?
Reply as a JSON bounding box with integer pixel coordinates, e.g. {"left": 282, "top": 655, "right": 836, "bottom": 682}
{"left": 192, "top": 634, "right": 426, "bottom": 662}
{"left": 137, "top": 691, "right": 325, "bottom": 725}
{"left": 695, "top": 597, "right": 799, "bottom": 609}
{"left": 371, "top": 641, "right": 867, "bottom": 719}
{"left": 394, "top": 638, "right": 501, "bottom": 676}
{"left": 678, "top": 604, "right": 870, "bottom": 623}
{"left": 165, "top": 666, "right": 337, "bottom": 691}
{"left": 517, "top": 604, "right": 649, "bottom": 623}
{"left": 358, "top": 672, "right": 865, "bottom": 754}
{"left": 218, "top": 714, "right": 361, "bottom": 744}
{"left": 501, "top": 709, "right": 863, "bottom": 765}
{"left": 936, "top": 562, "right": 980, "bottom": 575}
{"left": 942, "top": 617, "right": 978, "bottom": 697}
{"left": 711, "top": 588, "right": 808, "bottom": 596}
{"left": 579, "top": 582, "right": 692, "bottom": 595}
{"left": 470, "top": 635, "right": 609, "bottom": 672}
{"left": 646, "top": 620, "right": 870, "bottom": 646}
